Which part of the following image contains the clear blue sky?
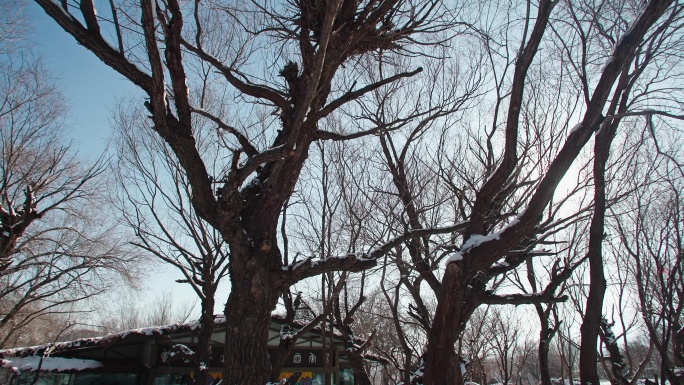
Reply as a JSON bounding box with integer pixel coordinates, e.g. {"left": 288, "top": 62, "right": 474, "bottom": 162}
{"left": 26, "top": 2, "right": 222, "bottom": 317}
{"left": 27, "top": 2, "right": 142, "bottom": 157}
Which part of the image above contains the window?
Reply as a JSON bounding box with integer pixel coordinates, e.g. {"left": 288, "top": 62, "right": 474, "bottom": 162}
{"left": 152, "top": 373, "right": 192, "bottom": 385}
{"left": 278, "top": 372, "right": 325, "bottom": 385}
{"left": 17, "top": 373, "right": 70, "bottom": 385}
{"left": 74, "top": 373, "right": 139, "bottom": 385}
{"left": 339, "top": 369, "right": 354, "bottom": 385}
{"left": 152, "top": 373, "right": 222, "bottom": 385}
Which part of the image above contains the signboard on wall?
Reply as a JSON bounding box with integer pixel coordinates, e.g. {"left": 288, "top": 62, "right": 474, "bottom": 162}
{"left": 270, "top": 349, "right": 334, "bottom": 368}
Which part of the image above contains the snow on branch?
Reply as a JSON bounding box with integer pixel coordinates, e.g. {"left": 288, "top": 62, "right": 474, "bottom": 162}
{"left": 161, "top": 344, "right": 197, "bottom": 364}
{"left": 485, "top": 250, "right": 556, "bottom": 276}
{"left": 280, "top": 221, "right": 470, "bottom": 284}
{"left": 281, "top": 254, "right": 375, "bottom": 284}
{"left": 234, "top": 145, "right": 289, "bottom": 185}
{"left": 482, "top": 291, "right": 568, "bottom": 305}
{"left": 367, "top": 221, "right": 469, "bottom": 261}
{"left": 484, "top": 257, "right": 578, "bottom": 306}
{"left": 599, "top": 318, "right": 630, "bottom": 385}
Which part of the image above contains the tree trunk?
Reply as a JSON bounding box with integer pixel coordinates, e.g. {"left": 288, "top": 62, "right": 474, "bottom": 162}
{"left": 538, "top": 317, "right": 554, "bottom": 385}
{"left": 424, "top": 264, "right": 465, "bottom": 385}
{"left": 578, "top": 218, "right": 607, "bottom": 385}
{"left": 674, "top": 323, "right": 684, "bottom": 367}
{"left": 599, "top": 319, "right": 629, "bottom": 385}
{"left": 579, "top": 125, "right": 611, "bottom": 385}
{"left": 268, "top": 334, "right": 294, "bottom": 381}
{"left": 223, "top": 263, "right": 281, "bottom": 385}
{"left": 347, "top": 356, "right": 372, "bottom": 385}
{"left": 193, "top": 294, "right": 216, "bottom": 385}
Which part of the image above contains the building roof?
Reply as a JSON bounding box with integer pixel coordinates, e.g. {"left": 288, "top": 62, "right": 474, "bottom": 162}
{"left": 0, "top": 313, "right": 369, "bottom": 378}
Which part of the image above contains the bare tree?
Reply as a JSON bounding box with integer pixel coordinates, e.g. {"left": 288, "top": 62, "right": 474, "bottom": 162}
{"left": 460, "top": 307, "right": 495, "bottom": 385}
{"left": 31, "top": 0, "right": 684, "bottom": 383}
{"left": 575, "top": 0, "right": 684, "bottom": 380}
{"left": 614, "top": 166, "right": 684, "bottom": 385}
{"left": 94, "top": 291, "right": 195, "bottom": 334}
{"left": 423, "top": 1, "right": 682, "bottom": 383}
{"left": 0, "top": 0, "right": 28, "bottom": 56}
{"left": 598, "top": 225, "right": 654, "bottom": 385}
{"left": 557, "top": 319, "right": 581, "bottom": 385}
{"left": 31, "top": 0, "right": 467, "bottom": 382}
{"left": 112, "top": 99, "right": 229, "bottom": 385}
{"left": 0, "top": 13, "right": 140, "bottom": 347}
{"left": 487, "top": 308, "right": 535, "bottom": 385}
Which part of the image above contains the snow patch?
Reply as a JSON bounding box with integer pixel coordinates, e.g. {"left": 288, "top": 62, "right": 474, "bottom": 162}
{"left": 1, "top": 357, "right": 102, "bottom": 373}
{"left": 48, "top": 0, "right": 74, "bottom": 19}
{"left": 568, "top": 122, "right": 582, "bottom": 136}
{"left": 447, "top": 252, "right": 463, "bottom": 264}
{"left": 161, "top": 344, "right": 196, "bottom": 363}
{"left": 600, "top": 56, "right": 613, "bottom": 73}
{"left": 463, "top": 233, "right": 501, "bottom": 250}
{"left": 280, "top": 324, "right": 293, "bottom": 340}
{"left": 446, "top": 233, "right": 502, "bottom": 266}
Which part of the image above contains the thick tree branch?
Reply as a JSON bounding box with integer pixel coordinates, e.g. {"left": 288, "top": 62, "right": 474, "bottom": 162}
{"left": 482, "top": 292, "right": 569, "bottom": 305}
{"left": 233, "top": 146, "right": 291, "bottom": 186}
{"left": 158, "top": 117, "right": 222, "bottom": 229}
{"left": 599, "top": 318, "right": 630, "bottom": 385}
{"left": 280, "top": 221, "right": 476, "bottom": 294}
{"left": 367, "top": 221, "right": 470, "bottom": 261}
{"left": 279, "top": 254, "right": 376, "bottom": 286}
{"left": 466, "top": 0, "right": 557, "bottom": 238}
{"left": 140, "top": 0, "right": 167, "bottom": 127}
{"left": 34, "top": 0, "right": 153, "bottom": 92}
{"left": 164, "top": 0, "right": 192, "bottom": 127}
{"left": 315, "top": 125, "right": 396, "bottom": 141}
{"left": 604, "top": 109, "right": 684, "bottom": 121}
{"left": 79, "top": 0, "right": 99, "bottom": 34}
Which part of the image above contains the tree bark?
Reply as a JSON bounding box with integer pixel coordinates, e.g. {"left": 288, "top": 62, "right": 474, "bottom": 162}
{"left": 193, "top": 295, "right": 216, "bottom": 385}
{"left": 223, "top": 256, "right": 281, "bottom": 385}
{"left": 599, "top": 319, "right": 630, "bottom": 385}
{"left": 424, "top": 264, "right": 466, "bottom": 385}
{"left": 538, "top": 311, "right": 556, "bottom": 385}
{"left": 579, "top": 106, "right": 613, "bottom": 385}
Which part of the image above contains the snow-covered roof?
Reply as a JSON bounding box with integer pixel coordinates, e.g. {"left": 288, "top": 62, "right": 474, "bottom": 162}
{"left": 0, "top": 317, "right": 215, "bottom": 359}
{"left": 0, "top": 314, "right": 346, "bottom": 359}
{"left": 1, "top": 357, "right": 102, "bottom": 374}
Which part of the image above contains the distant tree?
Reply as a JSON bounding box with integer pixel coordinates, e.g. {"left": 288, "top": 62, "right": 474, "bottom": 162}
{"left": 615, "top": 169, "right": 684, "bottom": 385}
{"left": 519, "top": 236, "right": 588, "bottom": 385}
{"left": 112, "top": 100, "right": 229, "bottom": 385}
{"left": 423, "top": 1, "right": 683, "bottom": 383}
{"left": 94, "top": 291, "right": 195, "bottom": 334}
{"left": 599, "top": 221, "right": 654, "bottom": 385}
{"left": 488, "top": 308, "right": 535, "bottom": 385}
{"left": 0, "top": 0, "right": 27, "bottom": 55}
{"left": 0, "top": 2, "right": 140, "bottom": 348}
